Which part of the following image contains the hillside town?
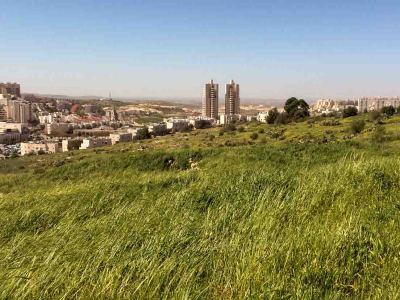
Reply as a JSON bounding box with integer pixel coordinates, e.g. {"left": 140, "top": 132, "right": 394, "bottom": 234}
{"left": 1, "top": 81, "right": 400, "bottom": 158}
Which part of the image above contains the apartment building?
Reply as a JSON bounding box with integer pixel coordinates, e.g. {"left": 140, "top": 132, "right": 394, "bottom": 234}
{"left": 79, "top": 138, "right": 112, "bottom": 150}
{"left": 0, "top": 82, "right": 21, "bottom": 97}
{"left": 202, "top": 80, "right": 219, "bottom": 119}
{"left": 109, "top": 132, "right": 133, "bottom": 145}
{"left": 62, "top": 139, "right": 83, "bottom": 152}
{"left": 358, "top": 97, "right": 400, "bottom": 112}
{"left": 21, "top": 142, "right": 60, "bottom": 156}
{"left": 6, "top": 99, "right": 32, "bottom": 123}
{"left": 225, "top": 80, "right": 240, "bottom": 115}
{"left": 46, "top": 123, "right": 71, "bottom": 135}
{"left": 0, "top": 129, "right": 21, "bottom": 145}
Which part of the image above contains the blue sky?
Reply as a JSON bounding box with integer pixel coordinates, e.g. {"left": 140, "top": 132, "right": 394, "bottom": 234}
{"left": 1, "top": 0, "right": 400, "bottom": 100}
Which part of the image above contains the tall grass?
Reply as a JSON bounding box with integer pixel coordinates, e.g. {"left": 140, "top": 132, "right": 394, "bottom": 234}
{"left": 1, "top": 143, "right": 400, "bottom": 298}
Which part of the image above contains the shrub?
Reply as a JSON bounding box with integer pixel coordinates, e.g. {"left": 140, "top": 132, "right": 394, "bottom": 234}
{"left": 320, "top": 119, "right": 340, "bottom": 126}
{"left": 342, "top": 106, "right": 358, "bottom": 118}
{"left": 381, "top": 106, "right": 395, "bottom": 117}
{"left": 371, "top": 125, "right": 387, "bottom": 144}
{"left": 258, "top": 128, "right": 265, "bottom": 134}
{"left": 250, "top": 132, "right": 259, "bottom": 140}
{"left": 368, "top": 111, "right": 381, "bottom": 123}
{"left": 238, "top": 126, "right": 245, "bottom": 132}
{"left": 350, "top": 119, "right": 365, "bottom": 134}
{"left": 224, "top": 124, "right": 237, "bottom": 132}
{"left": 37, "top": 150, "right": 46, "bottom": 155}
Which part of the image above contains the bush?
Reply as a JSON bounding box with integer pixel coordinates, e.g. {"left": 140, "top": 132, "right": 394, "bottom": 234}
{"left": 350, "top": 119, "right": 365, "bottom": 134}
{"left": 238, "top": 126, "right": 245, "bottom": 132}
{"left": 320, "top": 119, "right": 340, "bottom": 126}
{"left": 37, "top": 149, "right": 46, "bottom": 155}
{"left": 342, "top": 106, "right": 358, "bottom": 118}
{"left": 250, "top": 132, "right": 259, "bottom": 140}
{"left": 381, "top": 106, "right": 395, "bottom": 117}
{"left": 224, "top": 123, "right": 237, "bottom": 132}
{"left": 371, "top": 125, "right": 387, "bottom": 144}
{"left": 258, "top": 128, "right": 265, "bottom": 134}
{"left": 368, "top": 111, "right": 381, "bottom": 123}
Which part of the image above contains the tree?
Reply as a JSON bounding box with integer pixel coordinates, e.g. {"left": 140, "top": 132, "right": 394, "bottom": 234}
{"left": 350, "top": 119, "right": 365, "bottom": 134}
{"left": 267, "top": 108, "right": 279, "bottom": 124}
{"left": 342, "top": 106, "right": 358, "bottom": 118}
{"left": 284, "top": 97, "right": 310, "bottom": 119}
{"left": 381, "top": 106, "right": 395, "bottom": 117}
{"left": 274, "top": 112, "right": 289, "bottom": 125}
{"left": 136, "top": 127, "right": 151, "bottom": 140}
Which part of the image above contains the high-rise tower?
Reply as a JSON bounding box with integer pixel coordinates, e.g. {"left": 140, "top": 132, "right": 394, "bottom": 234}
{"left": 202, "top": 80, "right": 219, "bottom": 119}
{"left": 225, "top": 80, "right": 240, "bottom": 115}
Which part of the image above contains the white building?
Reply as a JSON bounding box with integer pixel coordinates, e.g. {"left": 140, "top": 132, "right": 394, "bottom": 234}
{"left": 79, "top": 138, "right": 112, "bottom": 150}
{"left": 109, "top": 132, "right": 133, "bottom": 145}
{"left": 165, "top": 118, "right": 190, "bottom": 132}
{"left": 21, "top": 142, "right": 60, "bottom": 156}
{"left": 148, "top": 123, "right": 168, "bottom": 136}
{"left": 358, "top": 97, "right": 400, "bottom": 112}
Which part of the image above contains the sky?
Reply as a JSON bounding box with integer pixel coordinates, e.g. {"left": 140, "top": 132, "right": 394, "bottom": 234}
{"left": 1, "top": 0, "right": 400, "bottom": 101}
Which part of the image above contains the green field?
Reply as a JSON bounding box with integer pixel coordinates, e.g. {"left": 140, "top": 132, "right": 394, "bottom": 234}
{"left": 1, "top": 115, "right": 400, "bottom": 298}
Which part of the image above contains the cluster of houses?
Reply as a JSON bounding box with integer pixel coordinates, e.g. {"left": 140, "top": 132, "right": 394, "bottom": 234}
{"left": 19, "top": 116, "right": 216, "bottom": 156}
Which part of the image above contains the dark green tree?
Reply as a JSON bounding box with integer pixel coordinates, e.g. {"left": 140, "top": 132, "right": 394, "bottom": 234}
{"left": 342, "top": 106, "right": 358, "bottom": 118}
{"left": 381, "top": 106, "right": 395, "bottom": 117}
{"left": 267, "top": 108, "right": 279, "bottom": 124}
{"left": 284, "top": 97, "right": 310, "bottom": 119}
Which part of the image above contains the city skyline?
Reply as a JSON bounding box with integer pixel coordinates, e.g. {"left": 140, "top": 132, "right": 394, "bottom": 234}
{"left": 1, "top": 1, "right": 400, "bottom": 98}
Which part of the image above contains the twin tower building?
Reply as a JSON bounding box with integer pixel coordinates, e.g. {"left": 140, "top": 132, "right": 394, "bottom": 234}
{"left": 202, "top": 79, "right": 240, "bottom": 119}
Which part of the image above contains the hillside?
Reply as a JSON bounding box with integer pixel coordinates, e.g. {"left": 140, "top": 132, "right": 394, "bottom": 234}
{"left": 1, "top": 116, "right": 400, "bottom": 298}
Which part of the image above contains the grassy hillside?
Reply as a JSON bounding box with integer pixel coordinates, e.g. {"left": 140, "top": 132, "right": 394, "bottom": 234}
{"left": 1, "top": 116, "right": 400, "bottom": 298}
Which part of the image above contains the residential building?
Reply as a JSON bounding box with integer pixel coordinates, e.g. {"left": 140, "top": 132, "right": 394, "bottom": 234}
{"left": 202, "top": 80, "right": 219, "bottom": 119}
{"left": 0, "top": 82, "right": 21, "bottom": 97}
{"left": 219, "top": 114, "right": 246, "bottom": 125}
{"left": 189, "top": 116, "right": 215, "bottom": 129}
{"left": 148, "top": 123, "right": 168, "bottom": 136}
{"left": 109, "top": 132, "right": 133, "bottom": 145}
{"left": 6, "top": 99, "right": 32, "bottom": 123}
{"left": 0, "top": 122, "right": 29, "bottom": 134}
{"left": 165, "top": 118, "right": 191, "bottom": 132}
{"left": 62, "top": 139, "right": 83, "bottom": 152}
{"left": 225, "top": 80, "right": 240, "bottom": 115}
{"left": 0, "top": 129, "right": 21, "bottom": 145}
{"left": 46, "top": 123, "right": 71, "bottom": 135}
{"left": 105, "top": 107, "right": 119, "bottom": 121}
{"left": 358, "top": 97, "right": 400, "bottom": 112}
{"left": 21, "top": 142, "right": 60, "bottom": 156}
{"left": 312, "top": 99, "right": 357, "bottom": 115}
{"left": 79, "top": 138, "right": 112, "bottom": 150}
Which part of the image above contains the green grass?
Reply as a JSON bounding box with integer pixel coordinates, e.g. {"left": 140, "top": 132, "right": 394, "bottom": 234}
{"left": 1, "top": 116, "right": 400, "bottom": 298}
